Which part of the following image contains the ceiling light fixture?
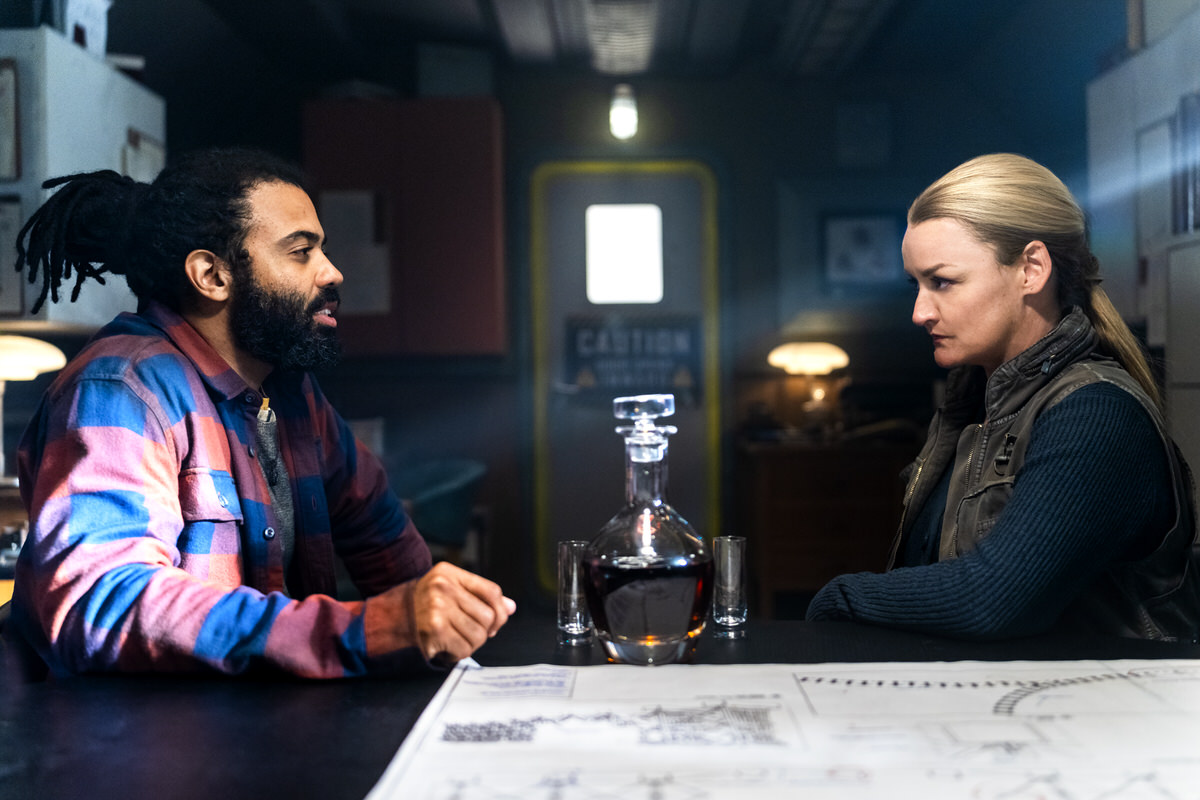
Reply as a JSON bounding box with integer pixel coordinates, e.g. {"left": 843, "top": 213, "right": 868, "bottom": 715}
{"left": 609, "top": 83, "right": 637, "bottom": 140}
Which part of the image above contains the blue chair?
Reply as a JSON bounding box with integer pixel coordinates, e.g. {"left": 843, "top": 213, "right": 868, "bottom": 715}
{"left": 390, "top": 459, "right": 488, "bottom": 567}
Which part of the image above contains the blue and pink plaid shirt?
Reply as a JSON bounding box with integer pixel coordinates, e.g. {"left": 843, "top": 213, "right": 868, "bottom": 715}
{"left": 9, "top": 301, "right": 433, "bottom": 677}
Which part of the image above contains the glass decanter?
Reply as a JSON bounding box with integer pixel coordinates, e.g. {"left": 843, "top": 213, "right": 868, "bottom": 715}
{"left": 582, "top": 394, "right": 713, "bottom": 665}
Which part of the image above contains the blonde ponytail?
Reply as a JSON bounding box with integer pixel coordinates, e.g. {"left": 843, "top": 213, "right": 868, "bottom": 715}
{"left": 1089, "top": 286, "right": 1161, "bottom": 407}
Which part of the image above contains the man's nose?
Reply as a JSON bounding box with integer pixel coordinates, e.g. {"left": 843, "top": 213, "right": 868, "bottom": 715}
{"left": 319, "top": 253, "right": 343, "bottom": 287}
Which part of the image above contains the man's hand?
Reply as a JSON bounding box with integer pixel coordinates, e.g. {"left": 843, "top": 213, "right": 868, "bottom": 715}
{"left": 363, "top": 561, "right": 515, "bottom": 666}
{"left": 411, "top": 562, "right": 516, "bottom": 664}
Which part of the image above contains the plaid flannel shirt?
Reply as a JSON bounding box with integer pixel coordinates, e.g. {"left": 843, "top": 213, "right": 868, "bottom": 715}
{"left": 9, "top": 301, "right": 433, "bottom": 677}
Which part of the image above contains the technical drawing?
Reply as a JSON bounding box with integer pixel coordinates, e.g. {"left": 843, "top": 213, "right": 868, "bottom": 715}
{"left": 367, "top": 660, "right": 1200, "bottom": 800}
{"left": 441, "top": 701, "right": 784, "bottom": 746}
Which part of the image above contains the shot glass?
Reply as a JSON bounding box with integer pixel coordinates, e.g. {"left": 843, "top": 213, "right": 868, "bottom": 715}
{"left": 557, "top": 539, "right": 594, "bottom": 646}
{"left": 712, "top": 535, "right": 748, "bottom": 639}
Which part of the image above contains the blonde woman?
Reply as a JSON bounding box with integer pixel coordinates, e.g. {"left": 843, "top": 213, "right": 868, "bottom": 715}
{"left": 806, "top": 154, "right": 1199, "bottom": 640}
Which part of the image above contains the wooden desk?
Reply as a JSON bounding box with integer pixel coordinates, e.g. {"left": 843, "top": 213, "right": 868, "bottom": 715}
{"left": 737, "top": 438, "right": 919, "bottom": 617}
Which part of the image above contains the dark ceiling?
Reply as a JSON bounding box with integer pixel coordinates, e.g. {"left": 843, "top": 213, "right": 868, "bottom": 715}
{"left": 192, "top": 0, "right": 1052, "bottom": 85}
{"left": 95, "top": 0, "right": 1129, "bottom": 161}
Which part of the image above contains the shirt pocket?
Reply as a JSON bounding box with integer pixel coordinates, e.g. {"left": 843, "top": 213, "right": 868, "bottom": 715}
{"left": 178, "top": 468, "right": 244, "bottom": 560}
{"left": 180, "top": 468, "right": 244, "bottom": 522}
{"left": 176, "top": 470, "right": 244, "bottom": 582}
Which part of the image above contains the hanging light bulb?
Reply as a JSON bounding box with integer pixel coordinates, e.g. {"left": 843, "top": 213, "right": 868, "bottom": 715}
{"left": 609, "top": 83, "right": 638, "bottom": 140}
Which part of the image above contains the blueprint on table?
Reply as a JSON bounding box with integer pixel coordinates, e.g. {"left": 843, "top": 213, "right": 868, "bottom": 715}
{"left": 367, "top": 659, "right": 1200, "bottom": 799}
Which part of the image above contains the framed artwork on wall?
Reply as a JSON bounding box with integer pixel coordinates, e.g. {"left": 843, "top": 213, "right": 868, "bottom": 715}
{"left": 0, "top": 59, "right": 18, "bottom": 181}
{"left": 823, "top": 213, "right": 904, "bottom": 286}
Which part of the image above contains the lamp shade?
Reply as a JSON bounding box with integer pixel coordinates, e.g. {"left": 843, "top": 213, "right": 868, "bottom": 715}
{"left": 0, "top": 335, "right": 67, "bottom": 381}
{"left": 767, "top": 342, "right": 849, "bottom": 376}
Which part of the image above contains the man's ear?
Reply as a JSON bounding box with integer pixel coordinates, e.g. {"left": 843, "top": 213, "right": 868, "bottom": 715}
{"left": 1020, "top": 240, "right": 1054, "bottom": 296}
{"left": 184, "top": 249, "right": 233, "bottom": 303}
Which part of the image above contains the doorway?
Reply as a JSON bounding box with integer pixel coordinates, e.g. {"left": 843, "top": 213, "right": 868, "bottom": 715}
{"left": 529, "top": 160, "right": 720, "bottom": 593}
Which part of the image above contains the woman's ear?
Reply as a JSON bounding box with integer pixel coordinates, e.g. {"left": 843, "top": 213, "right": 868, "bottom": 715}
{"left": 183, "top": 250, "right": 233, "bottom": 303}
{"left": 1020, "top": 240, "right": 1054, "bottom": 296}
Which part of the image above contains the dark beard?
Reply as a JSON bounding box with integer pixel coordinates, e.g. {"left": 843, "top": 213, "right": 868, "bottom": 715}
{"left": 230, "top": 269, "right": 342, "bottom": 372}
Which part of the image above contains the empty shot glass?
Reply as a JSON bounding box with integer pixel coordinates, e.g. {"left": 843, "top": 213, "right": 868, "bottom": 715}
{"left": 557, "top": 539, "right": 594, "bottom": 645}
{"left": 712, "top": 535, "right": 748, "bottom": 638}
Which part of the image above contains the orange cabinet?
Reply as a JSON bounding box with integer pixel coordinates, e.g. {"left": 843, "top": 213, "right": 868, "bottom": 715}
{"left": 302, "top": 97, "right": 506, "bottom": 356}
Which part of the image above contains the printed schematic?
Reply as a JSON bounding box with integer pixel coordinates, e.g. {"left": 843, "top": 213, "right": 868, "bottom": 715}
{"left": 368, "top": 661, "right": 1200, "bottom": 800}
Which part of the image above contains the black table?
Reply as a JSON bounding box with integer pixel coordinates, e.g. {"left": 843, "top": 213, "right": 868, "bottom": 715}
{"left": 2, "top": 614, "right": 1197, "bottom": 800}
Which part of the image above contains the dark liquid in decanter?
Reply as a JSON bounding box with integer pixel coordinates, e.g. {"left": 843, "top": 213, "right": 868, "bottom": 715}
{"left": 583, "top": 556, "right": 713, "bottom": 665}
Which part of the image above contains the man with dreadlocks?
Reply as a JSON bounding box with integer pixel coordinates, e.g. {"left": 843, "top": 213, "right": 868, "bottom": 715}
{"left": 4, "top": 147, "right": 514, "bottom": 678}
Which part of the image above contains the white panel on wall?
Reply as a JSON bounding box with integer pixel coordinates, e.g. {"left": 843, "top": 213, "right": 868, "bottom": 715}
{"left": 1087, "top": 60, "right": 1141, "bottom": 326}
{"left": 1167, "top": 386, "right": 1200, "bottom": 480}
{"left": 1166, "top": 241, "right": 1200, "bottom": 475}
{"left": 1166, "top": 241, "right": 1200, "bottom": 383}
{"left": 1137, "top": 122, "right": 1173, "bottom": 340}
{"left": 1137, "top": 122, "right": 1173, "bottom": 250}
{"left": 1145, "top": 0, "right": 1200, "bottom": 45}
{"left": 1132, "top": 6, "right": 1200, "bottom": 123}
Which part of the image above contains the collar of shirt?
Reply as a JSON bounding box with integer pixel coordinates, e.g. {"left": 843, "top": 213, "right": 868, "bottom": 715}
{"left": 132, "top": 300, "right": 302, "bottom": 404}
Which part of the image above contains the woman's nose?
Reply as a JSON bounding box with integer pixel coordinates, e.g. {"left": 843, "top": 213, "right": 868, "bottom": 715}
{"left": 912, "top": 291, "right": 934, "bottom": 328}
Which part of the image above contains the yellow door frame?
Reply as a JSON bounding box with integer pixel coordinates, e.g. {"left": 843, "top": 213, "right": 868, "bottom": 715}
{"left": 529, "top": 159, "right": 721, "bottom": 593}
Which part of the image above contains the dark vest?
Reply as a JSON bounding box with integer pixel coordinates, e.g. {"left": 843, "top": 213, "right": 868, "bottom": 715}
{"left": 888, "top": 309, "right": 1200, "bottom": 641}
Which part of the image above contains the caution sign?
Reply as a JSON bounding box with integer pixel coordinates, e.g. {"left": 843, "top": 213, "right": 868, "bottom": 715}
{"left": 564, "top": 316, "right": 702, "bottom": 405}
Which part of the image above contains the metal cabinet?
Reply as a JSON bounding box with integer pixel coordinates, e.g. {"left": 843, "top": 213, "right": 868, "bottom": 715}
{"left": 0, "top": 26, "right": 164, "bottom": 330}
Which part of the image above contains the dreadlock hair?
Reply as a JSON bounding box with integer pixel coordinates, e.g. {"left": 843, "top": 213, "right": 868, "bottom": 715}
{"left": 14, "top": 147, "right": 309, "bottom": 313}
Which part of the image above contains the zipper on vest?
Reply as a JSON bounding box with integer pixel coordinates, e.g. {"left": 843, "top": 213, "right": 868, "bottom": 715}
{"left": 889, "top": 458, "right": 926, "bottom": 569}
{"left": 963, "top": 423, "right": 982, "bottom": 484}
{"left": 891, "top": 418, "right": 945, "bottom": 567}
{"left": 897, "top": 459, "right": 925, "bottom": 535}
{"left": 948, "top": 422, "right": 984, "bottom": 555}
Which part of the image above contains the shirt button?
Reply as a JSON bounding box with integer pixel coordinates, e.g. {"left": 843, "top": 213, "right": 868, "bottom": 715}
{"left": 248, "top": 445, "right": 256, "bottom": 458}
{"left": 217, "top": 493, "right": 227, "bottom": 508}
{"left": 244, "top": 393, "right": 256, "bottom": 404}
{"left": 263, "top": 527, "right": 276, "bottom": 540}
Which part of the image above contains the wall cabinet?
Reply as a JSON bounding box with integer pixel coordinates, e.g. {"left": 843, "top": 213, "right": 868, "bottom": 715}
{"left": 302, "top": 97, "right": 506, "bottom": 357}
{"left": 736, "top": 439, "right": 918, "bottom": 618}
{"left": 0, "top": 26, "right": 164, "bottom": 331}
{"left": 1087, "top": 6, "right": 1200, "bottom": 474}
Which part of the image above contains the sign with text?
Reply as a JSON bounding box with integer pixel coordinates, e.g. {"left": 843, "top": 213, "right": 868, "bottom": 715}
{"left": 564, "top": 316, "right": 702, "bottom": 405}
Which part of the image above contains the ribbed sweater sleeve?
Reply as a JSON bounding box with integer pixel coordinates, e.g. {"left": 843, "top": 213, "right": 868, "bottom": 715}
{"left": 805, "top": 383, "right": 1173, "bottom": 639}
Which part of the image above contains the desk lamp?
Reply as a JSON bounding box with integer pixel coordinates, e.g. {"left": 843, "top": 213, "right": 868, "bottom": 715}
{"left": 767, "top": 341, "right": 849, "bottom": 377}
{"left": 767, "top": 341, "right": 849, "bottom": 432}
{"left": 0, "top": 335, "right": 67, "bottom": 477}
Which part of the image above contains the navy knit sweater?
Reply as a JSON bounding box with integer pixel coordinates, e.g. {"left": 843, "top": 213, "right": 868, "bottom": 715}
{"left": 805, "top": 382, "right": 1173, "bottom": 639}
